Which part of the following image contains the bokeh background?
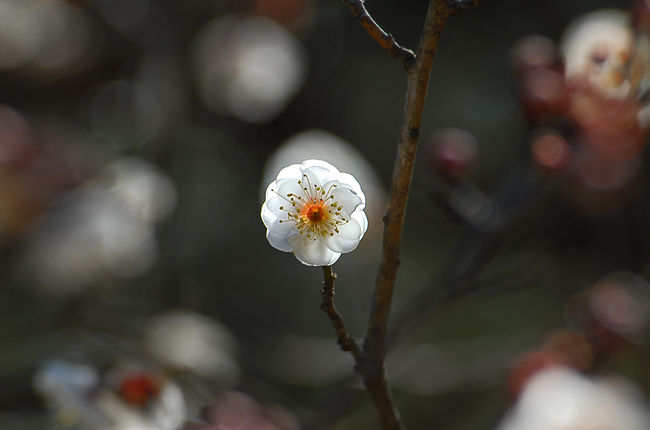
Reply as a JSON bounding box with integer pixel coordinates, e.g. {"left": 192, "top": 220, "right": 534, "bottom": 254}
{"left": 1, "top": 0, "right": 650, "bottom": 429}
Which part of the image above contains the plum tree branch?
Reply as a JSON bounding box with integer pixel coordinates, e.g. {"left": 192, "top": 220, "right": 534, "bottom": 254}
{"left": 319, "top": 1, "right": 483, "bottom": 429}
{"left": 320, "top": 266, "right": 364, "bottom": 362}
{"left": 364, "top": 0, "right": 449, "bottom": 372}
{"left": 342, "top": 0, "right": 415, "bottom": 67}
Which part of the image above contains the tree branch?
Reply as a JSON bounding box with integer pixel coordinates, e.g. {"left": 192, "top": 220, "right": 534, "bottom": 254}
{"left": 327, "top": 1, "right": 482, "bottom": 429}
{"left": 364, "top": 0, "right": 449, "bottom": 371}
{"left": 342, "top": 0, "right": 415, "bottom": 68}
{"left": 320, "top": 266, "right": 364, "bottom": 362}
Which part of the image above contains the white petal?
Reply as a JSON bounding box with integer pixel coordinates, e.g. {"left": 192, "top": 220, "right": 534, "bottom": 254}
{"left": 351, "top": 208, "right": 368, "bottom": 234}
{"left": 301, "top": 159, "right": 340, "bottom": 176}
{"left": 322, "top": 180, "right": 363, "bottom": 218}
{"left": 275, "top": 163, "right": 302, "bottom": 180}
{"left": 266, "top": 228, "right": 293, "bottom": 252}
{"left": 288, "top": 233, "right": 340, "bottom": 266}
{"left": 261, "top": 205, "right": 294, "bottom": 234}
{"left": 262, "top": 190, "right": 297, "bottom": 220}
{"left": 325, "top": 217, "right": 363, "bottom": 253}
{"left": 261, "top": 203, "right": 277, "bottom": 228}
{"left": 335, "top": 172, "right": 366, "bottom": 207}
{"left": 262, "top": 197, "right": 297, "bottom": 253}
{"left": 300, "top": 160, "right": 339, "bottom": 186}
{"left": 267, "top": 177, "right": 304, "bottom": 203}
{"left": 276, "top": 177, "right": 309, "bottom": 201}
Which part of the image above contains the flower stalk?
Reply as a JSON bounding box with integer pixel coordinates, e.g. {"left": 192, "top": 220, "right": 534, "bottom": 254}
{"left": 320, "top": 266, "right": 364, "bottom": 361}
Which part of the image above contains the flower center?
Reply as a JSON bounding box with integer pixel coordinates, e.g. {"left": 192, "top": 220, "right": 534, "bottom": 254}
{"left": 272, "top": 173, "right": 351, "bottom": 241}
{"left": 306, "top": 204, "right": 325, "bottom": 222}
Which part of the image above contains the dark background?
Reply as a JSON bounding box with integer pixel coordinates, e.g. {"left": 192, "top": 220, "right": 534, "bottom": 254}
{"left": 1, "top": 0, "right": 647, "bottom": 429}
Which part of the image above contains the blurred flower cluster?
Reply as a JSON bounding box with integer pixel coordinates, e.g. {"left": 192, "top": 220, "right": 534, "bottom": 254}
{"left": 501, "top": 272, "right": 650, "bottom": 430}
{"left": 34, "top": 361, "right": 186, "bottom": 430}
{"left": 513, "top": 8, "right": 650, "bottom": 212}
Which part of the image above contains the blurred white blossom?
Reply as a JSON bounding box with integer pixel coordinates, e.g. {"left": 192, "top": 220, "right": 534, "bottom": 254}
{"left": 17, "top": 158, "right": 176, "bottom": 293}
{"left": 496, "top": 368, "right": 650, "bottom": 430}
{"left": 192, "top": 15, "right": 306, "bottom": 123}
{"left": 262, "top": 159, "right": 368, "bottom": 266}
{"left": 561, "top": 10, "right": 633, "bottom": 98}
{"left": 143, "top": 311, "right": 239, "bottom": 386}
{"left": 34, "top": 361, "right": 186, "bottom": 430}
{"left": 0, "top": 0, "right": 90, "bottom": 71}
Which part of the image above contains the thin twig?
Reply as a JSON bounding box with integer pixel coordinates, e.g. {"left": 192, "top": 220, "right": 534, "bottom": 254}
{"left": 320, "top": 266, "right": 364, "bottom": 362}
{"left": 342, "top": 0, "right": 415, "bottom": 68}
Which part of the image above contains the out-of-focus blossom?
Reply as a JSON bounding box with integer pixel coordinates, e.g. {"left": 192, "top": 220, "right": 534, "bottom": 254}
{"left": 539, "top": 9, "right": 650, "bottom": 210}
{"left": 99, "top": 364, "right": 186, "bottom": 430}
{"left": 184, "top": 391, "right": 299, "bottom": 430}
{"left": 425, "top": 128, "right": 479, "bottom": 184}
{"left": 517, "top": 67, "right": 570, "bottom": 124}
{"left": 566, "top": 272, "right": 650, "bottom": 352}
{"left": 261, "top": 159, "right": 368, "bottom": 266}
{"left": 33, "top": 361, "right": 102, "bottom": 427}
{"left": 511, "top": 35, "right": 564, "bottom": 75}
{"left": 529, "top": 129, "right": 571, "bottom": 172}
{"left": 572, "top": 138, "right": 642, "bottom": 190}
{"left": 0, "top": 0, "right": 90, "bottom": 72}
{"left": 506, "top": 330, "right": 593, "bottom": 398}
{"left": 16, "top": 158, "right": 175, "bottom": 293}
{"left": 630, "top": 0, "right": 650, "bottom": 128}
{"left": 143, "top": 311, "right": 239, "bottom": 386}
{"left": 106, "top": 159, "right": 176, "bottom": 222}
{"left": 497, "top": 368, "right": 650, "bottom": 430}
{"left": 541, "top": 330, "right": 594, "bottom": 372}
{"left": 35, "top": 361, "right": 185, "bottom": 430}
{"left": 448, "top": 183, "right": 502, "bottom": 232}
{"left": 192, "top": 15, "right": 306, "bottom": 123}
{"left": 561, "top": 10, "right": 634, "bottom": 99}
{"left": 511, "top": 35, "right": 568, "bottom": 125}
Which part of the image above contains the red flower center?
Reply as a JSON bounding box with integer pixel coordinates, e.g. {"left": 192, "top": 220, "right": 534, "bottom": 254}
{"left": 306, "top": 204, "right": 325, "bottom": 222}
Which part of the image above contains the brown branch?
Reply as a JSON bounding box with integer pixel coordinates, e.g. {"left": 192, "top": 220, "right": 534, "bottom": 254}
{"left": 342, "top": 0, "right": 415, "bottom": 67}
{"left": 353, "top": 2, "right": 452, "bottom": 429}
{"left": 320, "top": 266, "right": 364, "bottom": 362}
{"left": 364, "top": 0, "right": 449, "bottom": 370}
{"left": 323, "top": 1, "right": 482, "bottom": 429}
{"left": 320, "top": 265, "right": 402, "bottom": 430}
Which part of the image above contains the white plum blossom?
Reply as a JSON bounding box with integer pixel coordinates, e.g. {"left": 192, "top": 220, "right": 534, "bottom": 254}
{"left": 496, "top": 367, "right": 650, "bottom": 430}
{"left": 261, "top": 159, "right": 368, "bottom": 266}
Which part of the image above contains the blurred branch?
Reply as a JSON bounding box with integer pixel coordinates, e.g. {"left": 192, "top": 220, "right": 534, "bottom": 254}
{"left": 320, "top": 266, "right": 364, "bottom": 362}
{"left": 389, "top": 172, "right": 557, "bottom": 349}
{"left": 342, "top": 0, "right": 415, "bottom": 67}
